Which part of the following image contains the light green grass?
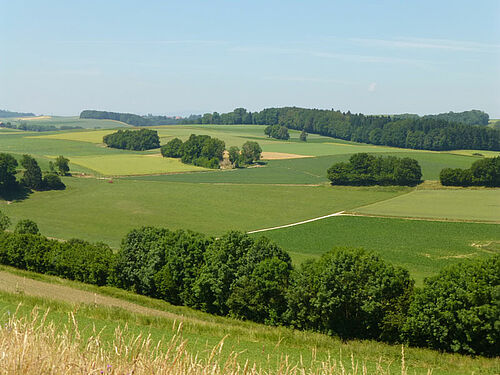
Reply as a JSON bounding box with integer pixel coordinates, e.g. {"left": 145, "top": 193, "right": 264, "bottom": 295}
{"left": 0, "top": 177, "right": 408, "bottom": 247}
{"left": 355, "top": 189, "right": 500, "bottom": 222}
{"left": 0, "top": 266, "right": 497, "bottom": 374}
{"left": 28, "top": 129, "right": 116, "bottom": 143}
{"left": 251, "top": 215, "right": 500, "bottom": 284}
{"left": 68, "top": 154, "right": 207, "bottom": 175}
{"left": 0, "top": 116, "right": 130, "bottom": 129}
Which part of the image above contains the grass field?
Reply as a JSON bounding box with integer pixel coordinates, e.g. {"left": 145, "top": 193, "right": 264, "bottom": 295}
{"left": 355, "top": 189, "right": 500, "bottom": 222}
{"left": 0, "top": 177, "right": 407, "bottom": 247}
{"left": 0, "top": 116, "right": 130, "bottom": 129}
{"left": 252, "top": 215, "right": 500, "bottom": 284}
{"left": 69, "top": 154, "right": 207, "bottom": 175}
{"left": 0, "top": 266, "right": 497, "bottom": 374}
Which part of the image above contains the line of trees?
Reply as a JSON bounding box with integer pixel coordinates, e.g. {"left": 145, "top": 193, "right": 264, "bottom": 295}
{"left": 440, "top": 156, "right": 500, "bottom": 187}
{"left": 0, "top": 121, "right": 82, "bottom": 132}
{"left": 190, "top": 107, "right": 500, "bottom": 151}
{"left": 103, "top": 129, "right": 160, "bottom": 151}
{"left": 80, "top": 110, "right": 193, "bottom": 126}
{"left": 0, "top": 109, "right": 35, "bottom": 118}
{"left": 0, "top": 220, "right": 496, "bottom": 357}
{"left": 0, "top": 153, "right": 65, "bottom": 195}
{"left": 327, "top": 153, "right": 422, "bottom": 186}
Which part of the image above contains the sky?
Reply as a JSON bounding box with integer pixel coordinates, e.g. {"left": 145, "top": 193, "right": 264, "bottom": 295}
{"left": 1, "top": 0, "right": 499, "bottom": 117}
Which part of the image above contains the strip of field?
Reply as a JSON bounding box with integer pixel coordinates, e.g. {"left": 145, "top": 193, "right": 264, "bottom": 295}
{"left": 251, "top": 215, "right": 500, "bottom": 284}
{"left": 28, "top": 129, "right": 116, "bottom": 144}
{"left": 260, "top": 151, "right": 313, "bottom": 159}
{"left": 0, "top": 178, "right": 408, "bottom": 247}
{"left": 355, "top": 189, "right": 500, "bottom": 222}
{"left": 69, "top": 154, "right": 207, "bottom": 175}
{"left": 0, "top": 267, "right": 495, "bottom": 374}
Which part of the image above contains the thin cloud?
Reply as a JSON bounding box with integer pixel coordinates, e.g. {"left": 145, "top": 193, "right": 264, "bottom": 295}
{"left": 350, "top": 37, "right": 500, "bottom": 52}
{"left": 264, "top": 76, "right": 356, "bottom": 85}
{"left": 368, "top": 82, "right": 377, "bottom": 92}
{"left": 56, "top": 40, "right": 227, "bottom": 46}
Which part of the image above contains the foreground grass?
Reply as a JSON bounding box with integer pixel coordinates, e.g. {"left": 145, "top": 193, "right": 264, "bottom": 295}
{"left": 1, "top": 177, "right": 407, "bottom": 247}
{"left": 252, "top": 215, "right": 500, "bottom": 284}
{"left": 0, "top": 266, "right": 497, "bottom": 374}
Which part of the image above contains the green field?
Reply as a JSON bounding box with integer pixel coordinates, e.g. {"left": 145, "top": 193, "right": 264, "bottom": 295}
{"left": 0, "top": 116, "right": 130, "bottom": 129}
{"left": 253, "top": 215, "right": 500, "bottom": 283}
{"left": 1, "top": 177, "right": 407, "bottom": 247}
{"left": 355, "top": 189, "right": 500, "bottom": 222}
{"left": 0, "top": 266, "right": 497, "bottom": 374}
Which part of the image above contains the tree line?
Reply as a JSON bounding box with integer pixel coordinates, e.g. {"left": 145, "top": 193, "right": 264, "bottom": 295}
{"left": 0, "top": 153, "right": 66, "bottom": 195}
{"left": 80, "top": 110, "right": 191, "bottom": 126}
{"left": 0, "top": 217, "right": 496, "bottom": 357}
{"left": 392, "top": 109, "right": 489, "bottom": 126}
{"left": 0, "top": 109, "right": 35, "bottom": 118}
{"left": 161, "top": 135, "right": 262, "bottom": 169}
{"left": 440, "top": 156, "right": 500, "bottom": 187}
{"left": 195, "top": 107, "right": 500, "bottom": 151}
{"left": 103, "top": 129, "right": 160, "bottom": 151}
{"left": 0, "top": 121, "right": 82, "bottom": 132}
{"left": 327, "top": 153, "right": 422, "bottom": 186}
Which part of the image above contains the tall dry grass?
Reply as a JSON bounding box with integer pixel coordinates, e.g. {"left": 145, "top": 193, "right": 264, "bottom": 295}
{"left": 0, "top": 307, "right": 424, "bottom": 375}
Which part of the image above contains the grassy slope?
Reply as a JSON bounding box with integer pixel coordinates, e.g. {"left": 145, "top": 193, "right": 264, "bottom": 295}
{"left": 1, "top": 177, "right": 407, "bottom": 247}
{"left": 0, "top": 116, "right": 130, "bottom": 129}
{"left": 252, "top": 215, "right": 500, "bottom": 284}
{"left": 0, "top": 266, "right": 497, "bottom": 374}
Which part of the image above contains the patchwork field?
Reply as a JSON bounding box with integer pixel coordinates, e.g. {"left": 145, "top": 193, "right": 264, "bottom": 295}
{"left": 0, "top": 116, "right": 130, "bottom": 129}
{"left": 1, "top": 121, "right": 499, "bottom": 284}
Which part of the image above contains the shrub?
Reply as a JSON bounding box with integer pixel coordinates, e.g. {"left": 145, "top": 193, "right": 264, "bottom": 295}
{"left": 402, "top": 255, "right": 499, "bottom": 356}
{"left": 14, "top": 219, "right": 39, "bottom": 235}
{"left": 42, "top": 174, "right": 66, "bottom": 190}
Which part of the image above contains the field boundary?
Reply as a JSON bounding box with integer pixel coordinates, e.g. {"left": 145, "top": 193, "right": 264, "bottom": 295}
{"left": 247, "top": 211, "right": 345, "bottom": 234}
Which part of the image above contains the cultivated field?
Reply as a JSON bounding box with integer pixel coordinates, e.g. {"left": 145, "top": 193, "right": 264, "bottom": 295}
{"left": 0, "top": 266, "right": 497, "bottom": 374}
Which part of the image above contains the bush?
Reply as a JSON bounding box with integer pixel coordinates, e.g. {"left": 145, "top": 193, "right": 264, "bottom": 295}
{"left": 286, "top": 248, "right": 414, "bottom": 342}
{"left": 0, "top": 210, "right": 10, "bottom": 231}
{"left": 42, "top": 174, "right": 66, "bottom": 190}
{"left": 14, "top": 219, "right": 39, "bottom": 235}
{"left": 403, "top": 255, "right": 499, "bottom": 356}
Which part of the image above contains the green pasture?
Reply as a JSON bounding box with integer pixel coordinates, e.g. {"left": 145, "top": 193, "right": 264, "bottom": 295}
{"left": 253, "top": 215, "right": 500, "bottom": 284}
{"left": 28, "top": 129, "right": 117, "bottom": 144}
{"left": 355, "top": 189, "right": 500, "bottom": 222}
{"left": 69, "top": 154, "right": 207, "bottom": 175}
{"left": 0, "top": 269, "right": 496, "bottom": 374}
{"left": 0, "top": 177, "right": 408, "bottom": 247}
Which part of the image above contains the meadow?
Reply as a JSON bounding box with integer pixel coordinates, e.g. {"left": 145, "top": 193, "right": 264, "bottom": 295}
{"left": 0, "top": 266, "right": 497, "bottom": 374}
{"left": 252, "top": 215, "right": 500, "bottom": 283}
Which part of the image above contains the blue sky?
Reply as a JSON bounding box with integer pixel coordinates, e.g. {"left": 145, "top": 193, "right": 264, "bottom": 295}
{"left": 1, "top": 0, "right": 499, "bottom": 117}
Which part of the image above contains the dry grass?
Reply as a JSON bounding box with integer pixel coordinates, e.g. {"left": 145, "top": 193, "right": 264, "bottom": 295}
{"left": 0, "top": 307, "right": 419, "bottom": 375}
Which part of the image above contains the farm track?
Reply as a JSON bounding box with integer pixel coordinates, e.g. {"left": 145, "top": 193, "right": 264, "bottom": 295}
{"left": 247, "top": 211, "right": 345, "bottom": 233}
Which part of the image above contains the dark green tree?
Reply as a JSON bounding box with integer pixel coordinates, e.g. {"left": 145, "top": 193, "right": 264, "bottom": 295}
{"left": 0, "top": 210, "right": 10, "bottom": 231}
{"left": 160, "top": 138, "right": 184, "bottom": 158}
{"left": 20, "top": 154, "right": 43, "bottom": 190}
{"left": 228, "top": 146, "right": 242, "bottom": 167}
{"left": 241, "top": 141, "right": 262, "bottom": 164}
{"left": 299, "top": 130, "right": 308, "bottom": 141}
{"left": 54, "top": 155, "right": 70, "bottom": 175}
{"left": 14, "top": 219, "right": 39, "bottom": 235}
{"left": 0, "top": 153, "right": 18, "bottom": 192}
{"left": 42, "top": 174, "right": 66, "bottom": 190}
{"left": 403, "top": 255, "right": 499, "bottom": 356}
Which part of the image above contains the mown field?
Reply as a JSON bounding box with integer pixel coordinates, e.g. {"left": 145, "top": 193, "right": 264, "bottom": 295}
{"left": 0, "top": 266, "right": 497, "bottom": 374}
{"left": 1, "top": 119, "right": 499, "bottom": 282}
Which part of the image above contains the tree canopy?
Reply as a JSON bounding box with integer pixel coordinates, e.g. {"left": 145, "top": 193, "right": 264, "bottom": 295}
{"left": 103, "top": 129, "right": 160, "bottom": 151}
{"left": 440, "top": 156, "right": 500, "bottom": 187}
{"left": 161, "top": 134, "right": 225, "bottom": 169}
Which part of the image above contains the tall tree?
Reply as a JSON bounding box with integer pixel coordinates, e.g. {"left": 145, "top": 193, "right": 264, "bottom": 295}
{"left": 20, "top": 155, "right": 42, "bottom": 190}
{"left": 0, "top": 153, "right": 18, "bottom": 192}
{"left": 55, "top": 155, "right": 70, "bottom": 175}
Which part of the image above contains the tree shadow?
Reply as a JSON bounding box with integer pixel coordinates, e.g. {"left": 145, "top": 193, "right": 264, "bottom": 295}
{"left": 0, "top": 185, "right": 31, "bottom": 202}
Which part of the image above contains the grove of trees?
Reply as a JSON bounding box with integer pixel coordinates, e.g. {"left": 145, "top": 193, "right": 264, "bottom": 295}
{"left": 440, "top": 156, "right": 500, "bottom": 187}
{"left": 264, "top": 124, "right": 290, "bottom": 140}
{"left": 327, "top": 153, "right": 422, "bottom": 186}
{"left": 161, "top": 134, "right": 225, "bottom": 169}
{"left": 0, "top": 217, "right": 497, "bottom": 357}
{"left": 103, "top": 129, "right": 160, "bottom": 151}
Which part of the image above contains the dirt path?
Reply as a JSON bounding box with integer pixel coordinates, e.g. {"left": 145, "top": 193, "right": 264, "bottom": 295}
{"left": 247, "top": 211, "right": 345, "bottom": 234}
{"left": 0, "top": 271, "right": 181, "bottom": 321}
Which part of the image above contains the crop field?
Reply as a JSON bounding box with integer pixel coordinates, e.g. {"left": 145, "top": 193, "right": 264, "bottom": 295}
{"left": 252, "top": 215, "right": 500, "bottom": 283}
{"left": 0, "top": 266, "right": 497, "bottom": 374}
{"left": 68, "top": 154, "right": 207, "bottom": 175}
{"left": 355, "top": 189, "right": 500, "bottom": 222}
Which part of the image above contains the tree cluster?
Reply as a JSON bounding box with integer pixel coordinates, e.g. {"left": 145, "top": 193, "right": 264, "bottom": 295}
{"left": 0, "top": 153, "right": 65, "bottom": 195}
{"left": 0, "top": 218, "right": 497, "bottom": 357}
{"left": 161, "top": 134, "right": 225, "bottom": 169}
{"left": 103, "top": 129, "right": 160, "bottom": 151}
{"left": 0, "top": 121, "right": 81, "bottom": 132}
{"left": 440, "top": 156, "right": 500, "bottom": 187}
{"left": 228, "top": 141, "right": 262, "bottom": 167}
{"left": 188, "top": 107, "right": 499, "bottom": 151}
{"left": 80, "top": 110, "right": 192, "bottom": 126}
{"left": 422, "top": 110, "right": 489, "bottom": 126}
{"left": 0, "top": 109, "right": 35, "bottom": 117}
{"left": 264, "top": 124, "right": 290, "bottom": 140}
{"left": 327, "top": 153, "right": 422, "bottom": 186}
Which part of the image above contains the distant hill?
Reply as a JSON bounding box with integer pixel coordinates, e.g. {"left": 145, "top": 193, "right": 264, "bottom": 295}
{"left": 0, "top": 109, "right": 35, "bottom": 118}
